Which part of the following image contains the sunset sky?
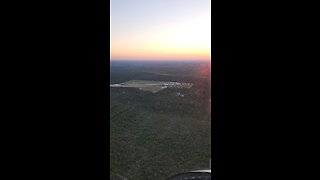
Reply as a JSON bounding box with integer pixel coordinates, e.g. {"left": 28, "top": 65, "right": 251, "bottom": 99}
{"left": 110, "top": 0, "right": 211, "bottom": 61}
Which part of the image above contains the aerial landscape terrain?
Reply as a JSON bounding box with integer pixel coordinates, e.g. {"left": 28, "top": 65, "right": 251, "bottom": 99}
{"left": 110, "top": 60, "right": 211, "bottom": 179}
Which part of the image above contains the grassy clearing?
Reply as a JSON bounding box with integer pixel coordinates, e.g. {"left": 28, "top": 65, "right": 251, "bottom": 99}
{"left": 111, "top": 80, "right": 193, "bottom": 93}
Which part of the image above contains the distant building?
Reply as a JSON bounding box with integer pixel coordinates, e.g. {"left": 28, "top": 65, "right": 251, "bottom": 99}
{"left": 176, "top": 92, "right": 184, "bottom": 97}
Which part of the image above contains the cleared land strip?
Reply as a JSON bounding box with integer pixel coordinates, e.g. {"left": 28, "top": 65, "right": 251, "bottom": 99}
{"left": 110, "top": 80, "right": 193, "bottom": 93}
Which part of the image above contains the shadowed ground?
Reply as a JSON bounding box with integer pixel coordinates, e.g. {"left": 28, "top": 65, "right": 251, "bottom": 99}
{"left": 110, "top": 61, "right": 211, "bottom": 180}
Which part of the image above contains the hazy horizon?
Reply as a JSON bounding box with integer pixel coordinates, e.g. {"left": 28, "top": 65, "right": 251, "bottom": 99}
{"left": 110, "top": 0, "right": 211, "bottom": 62}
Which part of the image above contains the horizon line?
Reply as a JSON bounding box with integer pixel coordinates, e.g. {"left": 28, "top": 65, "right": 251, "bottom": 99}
{"left": 110, "top": 59, "right": 211, "bottom": 61}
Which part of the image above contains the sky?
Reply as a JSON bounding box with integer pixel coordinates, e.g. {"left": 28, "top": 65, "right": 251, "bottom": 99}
{"left": 110, "top": 0, "right": 211, "bottom": 61}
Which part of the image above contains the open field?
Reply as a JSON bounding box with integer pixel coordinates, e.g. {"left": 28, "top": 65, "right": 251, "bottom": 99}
{"left": 110, "top": 61, "right": 211, "bottom": 180}
{"left": 110, "top": 80, "right": 193, "bottom": 93}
